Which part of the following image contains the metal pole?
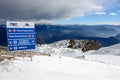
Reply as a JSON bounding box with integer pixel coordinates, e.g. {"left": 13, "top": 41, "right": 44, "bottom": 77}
{"left": 13, "top": 52, "right": 15, "bottom": 60}
{"left": 30, "top": 51, "right": 32, "bottom": 61}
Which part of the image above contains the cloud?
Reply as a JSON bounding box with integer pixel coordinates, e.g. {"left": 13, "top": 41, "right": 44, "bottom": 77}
{"left": 109, "top": 13, "right": 117, "bottom": 16}
{"left": 35, "top": 20, "right": 55, "bottom": 24}
{"left": 0, "top": 0, "right": 103, "bottom": 21}
{"left": 98, "top": 21, "right": 120, "bottom": 25}
{"left": 95, "top": 11, "right": 106, "bottom": 15}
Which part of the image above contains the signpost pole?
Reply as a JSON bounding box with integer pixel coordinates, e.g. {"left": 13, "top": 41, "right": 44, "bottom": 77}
{"left": 30, "top": 51, "right": 32, "bottom": 61}
{"left": 13, "top": 52, "right": 15, "bottom": 60}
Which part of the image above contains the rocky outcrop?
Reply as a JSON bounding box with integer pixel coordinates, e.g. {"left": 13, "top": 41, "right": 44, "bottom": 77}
{"left": 68, "top": 40, "right": 102, "bottom": 52}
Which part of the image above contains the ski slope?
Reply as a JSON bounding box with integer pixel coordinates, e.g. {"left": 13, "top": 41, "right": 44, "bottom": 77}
{"left": 0, "top": 56, "right": 120, "bottom": 80}
{"left": 0, "top": 41, "right": 120, "bottom": 80}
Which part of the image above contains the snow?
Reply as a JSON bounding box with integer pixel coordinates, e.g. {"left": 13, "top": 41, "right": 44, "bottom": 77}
{"left": 85, "top": 43, "right": 120, "bottom": 66}
{"left": 91, "top": 43, "right": 120, "bottom": 56}
{"left": 0, "top": 40, "right": 120, "bottom": 80}
{"left": 86, "top": 54, "right": 120, "bottom": 66}
{"left": 0, "top": 56, "right": 120, "bottom": 80}
{"left": 37, "top": 40, "right": 83, "bottom": 57}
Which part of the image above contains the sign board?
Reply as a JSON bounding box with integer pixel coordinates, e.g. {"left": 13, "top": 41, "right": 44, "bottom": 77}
{"left": 6, "top": 21, "right": 36, "bottom": 51}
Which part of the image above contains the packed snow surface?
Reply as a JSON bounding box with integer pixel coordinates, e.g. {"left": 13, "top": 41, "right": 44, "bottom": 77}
{"left": 0, "top": 40, "right": 120, "bottom": 80}
{"left": 0, "top": 56, "right": 120, "bottom": 80}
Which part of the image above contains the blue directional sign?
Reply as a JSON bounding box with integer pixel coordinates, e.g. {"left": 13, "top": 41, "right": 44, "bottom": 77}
{"left": 6, "top": 21, "right": 36, "bottom": 51}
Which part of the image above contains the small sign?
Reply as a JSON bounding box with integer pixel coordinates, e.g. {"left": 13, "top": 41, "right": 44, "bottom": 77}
{"left": 6, "top": 21, "right": 36, "bottom": 51}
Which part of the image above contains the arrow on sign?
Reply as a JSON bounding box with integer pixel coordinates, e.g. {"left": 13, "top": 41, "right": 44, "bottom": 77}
{"left": 10, "top": 47, "right": 13, "bottom": 50}
{"left": 9, "top": 41, "right": 12, "bottom": 44}
{"left": 8, "top": 29, "right": 12, "bottom": 32}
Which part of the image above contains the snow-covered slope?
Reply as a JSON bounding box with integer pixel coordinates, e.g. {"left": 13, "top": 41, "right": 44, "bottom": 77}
{"left": 36, "top": 40, "right": 83, "bottom": 57}
{"left": 85, "top": 43, "right": 120, "bottom": 66}
{"left": 0, "top": 41, "right": 120, "bottom": 80}
{"left": 37, "top": 40, "right": 120, "bottom": 57}
{"left": 92, "top": 43, "right": 120, "bottom": 56}
{"left": 0, "top": 56, "right": 120, "bottom": 80}
{"left": 36, "top": 40, "right": 120, "bottom": 66}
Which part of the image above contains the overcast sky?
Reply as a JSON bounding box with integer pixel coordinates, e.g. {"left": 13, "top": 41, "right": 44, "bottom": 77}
{"left": 0, "top": 0, "right": 120, "bottom": 25}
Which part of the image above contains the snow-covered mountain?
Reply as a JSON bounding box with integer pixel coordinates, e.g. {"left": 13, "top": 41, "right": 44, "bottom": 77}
{"left": 36, "top": 40, "right": 120, "bottom": 66}
{"left": 35, "top": 24, "right": 120, "bottom": 46}
{"left": 91, "top": 43, "right": 120, "bottom": 56}
{"left": 36, "top": 40, "right": 120, "bottom": 57}
{"left": 36, "top": 40, "right": 83, "bottom": 57}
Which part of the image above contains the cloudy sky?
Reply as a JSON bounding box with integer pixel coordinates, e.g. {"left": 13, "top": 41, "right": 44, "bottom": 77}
{"left": 0, "top": 0, "right": 120, "bottom": 25}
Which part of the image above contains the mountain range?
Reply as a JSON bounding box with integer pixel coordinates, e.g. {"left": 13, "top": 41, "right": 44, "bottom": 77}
{"left": 0, "top": 24, "right": 120, "bottom": 47}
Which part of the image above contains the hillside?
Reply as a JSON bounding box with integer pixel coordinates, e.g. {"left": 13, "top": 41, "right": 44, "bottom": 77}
{"left": 37, "top": 40, "right": 120, "bottom": 66}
